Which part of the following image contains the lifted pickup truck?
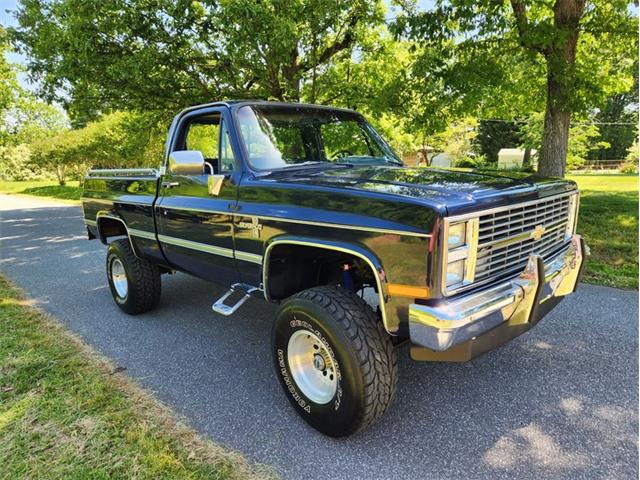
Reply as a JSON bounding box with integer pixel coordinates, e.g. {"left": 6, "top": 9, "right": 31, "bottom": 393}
{"left": 82, "top": 100, "right": 586, "bottom": 437}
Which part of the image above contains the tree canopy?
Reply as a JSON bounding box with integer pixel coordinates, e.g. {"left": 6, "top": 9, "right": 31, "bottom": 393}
{"left": 589, "top": 84, "right": 639, "bottom": 161}
{"left": 0, "top": 28, "right": 19, "bottom": 117}
{"left": 12, "top": 0, "right": 387, "bottom": 121}
{"left": 393, "top": 0, "right": 638, "bottom": 175}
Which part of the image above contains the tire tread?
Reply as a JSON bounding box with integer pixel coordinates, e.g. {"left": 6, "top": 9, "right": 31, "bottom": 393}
{"left": 108, "top": 239, "right": 161, "bottom": 314}
{"left": 291, "top": 286, "right": 398, "bottom": 435}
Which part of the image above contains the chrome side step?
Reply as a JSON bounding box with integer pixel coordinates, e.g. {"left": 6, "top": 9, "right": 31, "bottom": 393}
{"left": 212, "top": 283, "right": 261, "bottom": 316}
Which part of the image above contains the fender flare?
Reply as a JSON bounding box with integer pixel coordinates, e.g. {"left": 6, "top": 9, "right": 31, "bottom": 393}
{"left": 95, "top": 211, "right": 144, "bottom": 258}
{"left": 261, "top": 235, "right": 391, "bottom": 332}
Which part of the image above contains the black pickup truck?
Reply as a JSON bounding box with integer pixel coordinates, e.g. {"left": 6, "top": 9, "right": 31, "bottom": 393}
{"left": 82, "top": 100, "right": 586, "bottom": 437}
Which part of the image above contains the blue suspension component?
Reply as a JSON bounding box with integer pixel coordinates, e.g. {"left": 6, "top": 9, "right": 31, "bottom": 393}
{"left": 341, "top": 264, "right": 355, "bottom": 291}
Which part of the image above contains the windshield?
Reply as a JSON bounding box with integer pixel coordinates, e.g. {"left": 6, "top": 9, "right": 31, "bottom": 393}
{"left": 236, "top": 105, "right": 402, "bottom": 170}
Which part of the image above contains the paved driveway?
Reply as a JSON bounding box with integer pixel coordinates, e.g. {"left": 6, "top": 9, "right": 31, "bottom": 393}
{"left": 1, "top": 194, "right": 638, "bottom": 480}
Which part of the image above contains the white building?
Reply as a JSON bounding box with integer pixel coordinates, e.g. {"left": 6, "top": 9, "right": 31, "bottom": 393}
{"left": 430, "top": 153, "right": 455, "bottom": 168}
{"left": 497, "top": 148, "right": 537, "bottom": 170}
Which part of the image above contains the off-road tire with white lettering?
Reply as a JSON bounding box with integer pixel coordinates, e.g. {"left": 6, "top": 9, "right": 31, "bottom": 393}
{"left": 272, "top": 286, "right": 398, "bottom": 437}
{"left": 106, "top": 239, "right": 161, "bottom": 315}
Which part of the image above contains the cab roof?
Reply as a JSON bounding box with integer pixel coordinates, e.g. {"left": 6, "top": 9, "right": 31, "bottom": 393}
{"left": 179, "top": 99, "right": 359, "bottom": 116}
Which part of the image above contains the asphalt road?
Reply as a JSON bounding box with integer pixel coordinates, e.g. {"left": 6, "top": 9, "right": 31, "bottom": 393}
{"left": 1, "top": 194, "right": 638, "bottom": 480}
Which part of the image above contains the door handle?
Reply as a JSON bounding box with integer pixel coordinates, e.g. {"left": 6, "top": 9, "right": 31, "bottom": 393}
{"left": 161, "top": 181, "right": 180, "bottom": 189}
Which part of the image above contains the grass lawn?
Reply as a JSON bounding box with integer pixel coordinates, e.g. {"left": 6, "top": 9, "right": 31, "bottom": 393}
{"left": 0, "top": 179, "right": 82, "bottom": 202}
{"left": 568, "top": 174, "right": 638, "bottom": 289}
{"left": 0, "top": 275, "right": 269, "bottom": 479}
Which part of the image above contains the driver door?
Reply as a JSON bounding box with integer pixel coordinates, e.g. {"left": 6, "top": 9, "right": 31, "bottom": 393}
{"left": 156, "top": 108, "right": 241, "bottom": 285}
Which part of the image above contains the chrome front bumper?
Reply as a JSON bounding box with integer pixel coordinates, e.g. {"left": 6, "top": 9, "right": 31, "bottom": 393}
{"left": 409, "top": 235, "right": 587, "bottom": 361}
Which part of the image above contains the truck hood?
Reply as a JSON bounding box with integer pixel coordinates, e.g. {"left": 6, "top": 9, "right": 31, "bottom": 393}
{"left": 263, "top": 165, "right": 577, "bottom": 216}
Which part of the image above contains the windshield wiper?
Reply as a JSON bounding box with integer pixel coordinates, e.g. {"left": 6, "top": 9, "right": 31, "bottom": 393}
{"left": 332, "top": 161, "right": 355, "bottom": 168}
{"left": 281, "top": 161, "right": 353, "bottom": 170}
{"left": 286, "top": 161, "right": 331, "bottom": 167}
{"left": 384, "top": 158, "right": 404, "bottom": 166}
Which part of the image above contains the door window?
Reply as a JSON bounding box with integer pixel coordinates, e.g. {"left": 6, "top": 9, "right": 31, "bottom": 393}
{"left": 181, "top": 113, "right": 221, "bottom": 173}
{"left": 174, "top": 111, "right": 237, "bottom": 174}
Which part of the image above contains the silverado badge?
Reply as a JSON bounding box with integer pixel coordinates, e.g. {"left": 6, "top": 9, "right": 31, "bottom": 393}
{"left": 237, "top": 217, "right": 263, "bottom": 238}
{"left": 530, "top": 224, "right": 546, "bottom": 241}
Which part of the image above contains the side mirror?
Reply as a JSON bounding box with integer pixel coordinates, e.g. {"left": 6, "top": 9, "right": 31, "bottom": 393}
{"left": 168, "top": 150, "right": 205, "bottom": 175}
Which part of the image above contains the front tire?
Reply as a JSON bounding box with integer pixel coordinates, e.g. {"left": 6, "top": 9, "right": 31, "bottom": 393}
{"left": 106, "top": 239, "right": 161, "bottom": 315}
{"left": 272, "top": 286, "right": 398, "bottom": 437}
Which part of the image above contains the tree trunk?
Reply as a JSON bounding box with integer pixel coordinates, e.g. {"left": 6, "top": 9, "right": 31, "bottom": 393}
{"left": 56, "top": 166, "right": 66, "bottom": 186}
{"left": 527, "top": 0, "right": 586, "bottom": 177}
{"left": 522, "top": 147, "right": 532, "bottom": 169}
{"left": 538, "top": 77, "right": 571, "bottom": 177}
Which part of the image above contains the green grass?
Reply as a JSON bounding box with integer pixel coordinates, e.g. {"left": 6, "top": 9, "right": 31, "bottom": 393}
{"left": 0, "top": 275, "right": 270, "bottom": 480}
{"left": 0, "top": 180, "right": 82, "bottom": 202}
{"left": 568, "top": 174, "right": 639, "bottom": 289}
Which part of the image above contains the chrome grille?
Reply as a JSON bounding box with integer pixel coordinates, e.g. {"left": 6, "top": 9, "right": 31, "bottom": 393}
{"left": 474, "top": 195, "right": 572, "bottom": 282}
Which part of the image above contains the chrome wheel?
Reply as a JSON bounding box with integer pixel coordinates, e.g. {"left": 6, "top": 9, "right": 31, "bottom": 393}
{"left": 287, "top": 329, "right": 337, "bottom": 404}
{"left": 111, "top": 258, "right": 128, "bottom": 298}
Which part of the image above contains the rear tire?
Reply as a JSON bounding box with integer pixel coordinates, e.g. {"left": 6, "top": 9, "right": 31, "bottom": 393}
{"left": 272, "top": 286, "right": 398, "bottom": 437}
{"left": 106, "top": 239, "right": 161, "bottom": 314}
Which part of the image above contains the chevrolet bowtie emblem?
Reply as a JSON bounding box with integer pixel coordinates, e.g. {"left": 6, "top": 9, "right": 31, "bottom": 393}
{"left": 530, "top": 224, "right": 546, "bottom": 241}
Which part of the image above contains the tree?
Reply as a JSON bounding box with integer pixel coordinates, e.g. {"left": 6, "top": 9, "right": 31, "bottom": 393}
{"left": 371, "top": 113, "right": 420, "bottom": 159}
{"left": 474, "top": 120, "right": 523, "bottom": 164}
{"left": 1, "top": 26, "right": 69, "bottom": 148}
{"left": 11, "top": 0, "right": 385, "bottom": 122}
{"left": 0, "top": 27, "right": 19, "bottom": 118}
{"left": 0, "top": 144, "right": 39, "bottom": 181}
{"left": 308, "top": 31, "right": 420, "bottom": 155}
{"left": 80, "top": 111, "right": 162, "bottom": 169}
{"left": 29, "top": 128, "right": 86, "bottom": 185}
{"left": 28, "top": 110, "right": 165, "bottom": 184}
{"left": 428, "top": 118, "right": 478, "bottom": 165}
{"left": 3, "top": 96, "right": 68, "bottom": 145}
{"left": 0, "top": 35, "right": 71, "bottom": 180}
{"left": 588, "top": 84, "right": 639, "bottom": 161}
{"left": 0, "top": 96, "right": 67, "bottom": 181}
{"left": 0, "top": 28, "right": 22, "bottom": 147}
{"left": 394, "top": 0, "right": 637, "bottom": 177}
{"left": 519, "top": 112, "right": 608, "bottom": 170}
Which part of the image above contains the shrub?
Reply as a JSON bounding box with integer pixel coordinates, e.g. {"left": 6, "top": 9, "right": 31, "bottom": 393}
{"left": 454, "top": 156, "right": 480, "bottom": 168}
{"left": 0, "top": 144, "right": 40, "bottom": 181}
{"left": 619, "top": 161, "right": 638, "bottom": 174}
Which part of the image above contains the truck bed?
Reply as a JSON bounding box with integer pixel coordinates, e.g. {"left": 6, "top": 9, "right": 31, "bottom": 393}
{"left": 82, "top": 168, "right": 162, "bottom": 260}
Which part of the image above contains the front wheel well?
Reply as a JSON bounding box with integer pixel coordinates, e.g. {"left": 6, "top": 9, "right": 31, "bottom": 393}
{"left": 264, "top": 243, "right": 380, "bottom": 303}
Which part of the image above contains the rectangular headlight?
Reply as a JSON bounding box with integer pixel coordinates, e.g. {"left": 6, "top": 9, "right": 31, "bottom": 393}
{"left": 446, "top": 259, "right": 465, "bottom": 286}
{"left": 447, "top": 222, "right": 466, "bottom": 249}
{"left": 565, "top": 193, "right": 579, "bottom": 238}
{"left": 442, "top": 218, "right": 479, "bottom": 294}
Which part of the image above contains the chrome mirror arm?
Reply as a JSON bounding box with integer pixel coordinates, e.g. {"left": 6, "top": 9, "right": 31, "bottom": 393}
{"left": 204, "top": 161, "right": 215, "bottom": 175}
